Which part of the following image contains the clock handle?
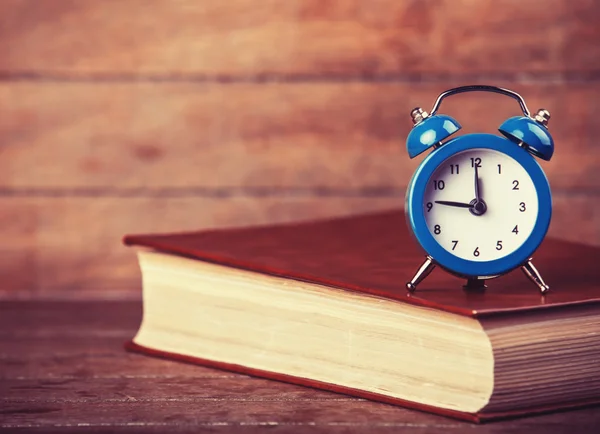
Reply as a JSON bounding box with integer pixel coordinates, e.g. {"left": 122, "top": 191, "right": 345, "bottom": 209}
{"left": 429, "top": 85, "right": 531, "bottom": 117}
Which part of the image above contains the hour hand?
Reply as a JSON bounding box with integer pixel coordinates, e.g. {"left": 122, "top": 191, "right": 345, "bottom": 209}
{"left": 434, "top": 200, "right": 473, "bottom": 209}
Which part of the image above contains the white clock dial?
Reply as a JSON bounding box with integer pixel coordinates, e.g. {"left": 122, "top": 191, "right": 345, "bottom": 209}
{"left": 423, "top": 149, "right": 538, "bottom": 262}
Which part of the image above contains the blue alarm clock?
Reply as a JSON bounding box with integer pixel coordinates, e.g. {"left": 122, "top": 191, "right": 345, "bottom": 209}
{"left": 404, "top": 85, "right": 553, "bottom": 293}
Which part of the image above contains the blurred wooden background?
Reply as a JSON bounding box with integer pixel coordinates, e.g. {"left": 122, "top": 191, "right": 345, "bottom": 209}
{"left": 1, "top": 0, "right": 599, "bottom": 297}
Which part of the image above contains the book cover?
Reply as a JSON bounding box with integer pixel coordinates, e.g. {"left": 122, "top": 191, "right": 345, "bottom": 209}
{"left": 124, "top": 210, "right": 600, "bottom": 317}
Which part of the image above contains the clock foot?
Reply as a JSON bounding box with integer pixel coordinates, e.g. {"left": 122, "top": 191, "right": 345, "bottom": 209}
{"left": 406, "top": 256, "right": 436, "bottom": 292}
{"left": 463, "top": 278, "right": 487, "bottom": 291}
{"left": 522, "top": 259, "right": 550, "bottom": 294}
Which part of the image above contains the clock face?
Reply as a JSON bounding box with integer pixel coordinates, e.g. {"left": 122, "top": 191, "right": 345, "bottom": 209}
{"left": 423, "top": 148, "right": 539, "bottom": 262}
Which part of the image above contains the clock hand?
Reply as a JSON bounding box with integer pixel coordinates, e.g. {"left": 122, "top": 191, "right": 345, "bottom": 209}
{"left": 470, "top": 164, "right": 487, "bottom": 216}
{"left": 474, "top": 164, "right": 482, "bottom": 202}
{"left": 434, "top": 200, "right": 473, "bottom": 208}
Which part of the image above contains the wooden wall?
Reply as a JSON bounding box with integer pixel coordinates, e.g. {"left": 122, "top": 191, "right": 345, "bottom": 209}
{"left": 1, "top": 0, "right": 599, "bottom": 297}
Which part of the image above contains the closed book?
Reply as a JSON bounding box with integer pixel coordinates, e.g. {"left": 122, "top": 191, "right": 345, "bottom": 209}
{"left": 123, "top": 210, "right": 600, "bottom": 422}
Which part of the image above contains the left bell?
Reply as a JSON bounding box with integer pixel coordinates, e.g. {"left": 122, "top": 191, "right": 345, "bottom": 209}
{"left": 406, "top": 110, "right": 462, "bottom": 159}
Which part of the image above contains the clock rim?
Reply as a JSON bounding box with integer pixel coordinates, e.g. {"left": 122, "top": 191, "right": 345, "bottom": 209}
{"left": 405, "top": 133, "right": 552, "bottom": 278}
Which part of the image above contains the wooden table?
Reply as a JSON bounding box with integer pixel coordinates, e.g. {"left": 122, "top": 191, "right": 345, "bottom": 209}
{"left": 2, "top": 301, "right": 599, "bottom": 433}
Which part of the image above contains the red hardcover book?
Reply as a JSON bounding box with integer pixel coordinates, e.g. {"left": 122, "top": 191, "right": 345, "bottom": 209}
{"left": 123, "top": 210, "right": 600, "bottom": 422}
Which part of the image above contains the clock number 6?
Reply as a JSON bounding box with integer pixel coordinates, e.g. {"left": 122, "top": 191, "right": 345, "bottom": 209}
{"left": 473, "top": 247, "right": 480, "bottom": 257}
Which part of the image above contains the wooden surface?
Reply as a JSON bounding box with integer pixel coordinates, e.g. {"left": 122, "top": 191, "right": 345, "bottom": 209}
{"left": 2, "top": 82, "right": 599, "bottom": 190}
{"left": 2, "top": 300, "right": 600, "bottom": 433}
{"left": 2, "top": 0, "right": 599, "bottom": 76}
{"left": 1, "top": 0, "right": 599, "bottom": 295}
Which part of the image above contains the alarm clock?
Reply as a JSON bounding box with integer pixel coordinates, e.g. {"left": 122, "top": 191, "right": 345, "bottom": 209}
{"left": 404, "top": 85, "right": 553, "bottom": 293}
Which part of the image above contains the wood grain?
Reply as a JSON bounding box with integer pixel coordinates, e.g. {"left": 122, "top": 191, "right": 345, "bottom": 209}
{"left": 0, "top": 196, "right": 399, "bottom": 293}
{"left": 2, "top": 300, "right": 141, "bottom": 333}
{"left": 1, "top": 0, "right": 599, "bottom": 300}
{"left": 0, "top": 399, "right": 468, "bottom": 430}
{"left": 1, "top": 0, "right": 599, "bottom": 77}
{"left": 0, "top": 349, "right": 236, "bottom": 380}
{"left": 1, "top": 82, "right": 598, "bottom": 191}
{"left": 0, "top": 198, "right": 37, "bottom": 290}
{"left": 3, "top": 399, "right": 599, "bottom": 434}
{"left": 2, "top": 301, "right": 600, "bottom": 432}
{"left": 0, "top": 335, "right": 130, "bottom": 358}
{"left": 1, "top": 376, "right": 363, "bottom": 402}
{"left": 0, "top": 194, "right": 598, "bottom": 295}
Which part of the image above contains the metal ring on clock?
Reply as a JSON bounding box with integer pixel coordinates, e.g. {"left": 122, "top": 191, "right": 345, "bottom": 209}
{"left": 429, "top": 85, "right": 531, "bottom": 118}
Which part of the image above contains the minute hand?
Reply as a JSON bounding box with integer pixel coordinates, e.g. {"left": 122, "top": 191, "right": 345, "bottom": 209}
{"left": 434, "top": 200, "right": 473, "bottom": 209}
{"left": 474, "top": 164, "right": 482, "bottom": 202}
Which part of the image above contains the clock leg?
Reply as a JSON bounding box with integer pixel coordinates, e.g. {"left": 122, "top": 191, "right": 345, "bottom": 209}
{"left": 521, "top": 258, "right": 550, "bottom": 294}
{"left": 406, "top": 256, "right": 436, "bottom": 292}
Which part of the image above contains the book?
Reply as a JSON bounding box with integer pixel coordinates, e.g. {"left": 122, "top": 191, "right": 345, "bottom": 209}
{"left": 123, "top": 210, "right": 600, "bottom": 423}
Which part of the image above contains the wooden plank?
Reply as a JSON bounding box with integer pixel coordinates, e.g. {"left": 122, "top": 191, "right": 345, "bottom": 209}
{"left": 0, "top": 194, "right": 597, "bottom": 296}
{"left": 0, "top": 426, "right": 463, "bottom": 434}
{"left": 0, "top": 196, "right": 399, "bottom": 294}
{"left": 0, "top": 348, "right": 237, "bottom": 380}
{"left": 551, "top": 194, "right": 600, "bottom": 246}
{"left": 0, "top": 82, "right": 598, "bottom": 191}
{"left": 0, "top": 335, "right": 129, "bottom": 358}
{"left": 1, "top": 397, "right": 599, "bottom": 432}
{"left": 0, "top": 199, "right": 37, "bottom": 290}
{"left": 0, "top": 423, "right": 468, "bottom": 434}
{"left": 0, "top": 399, "right": 463, "bottom": 430}
{"left": 1, "top": 377, "right": 361, "bottom": 402}
{"left": 0, "top": 0, "right": 598, "bottom": 76}
{"left": 0, "top": 301, "right": 141, "bottom": 333}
